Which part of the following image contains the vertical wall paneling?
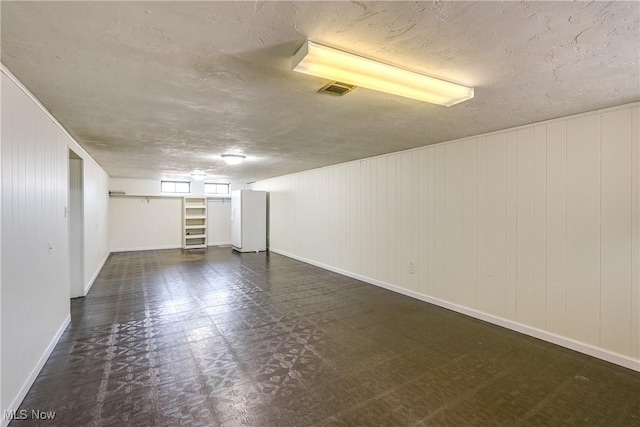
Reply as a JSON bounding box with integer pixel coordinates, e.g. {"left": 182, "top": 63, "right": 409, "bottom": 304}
{"left": 336, "top": 166, "right": 345, "bottom": 270}
{"left": 296, "top": 174, "right": 305, "bottom": 257}
{"left": 338, "top": 168, "right": 346, "bottom": 267}
{"left": 411, "top": 151, "right": 420, "bottom": 292}
{"left": 533, "top": 125, "right": 547, "bottom": 329}
{"left": 339, "top": 167, "right": 346, "bottom": 269}
{"left": 485, "top": 133, "right": 507, "bottom": 317}
{"left": 324, "top": 168, "right": 334, "bottom": 267}
{"left": 314, "top": 169, "right": 322, "bottom": 263}
{"left": 462, "top": 139, "right": 478, "bottom": 309}
{"left": 349, "top": 165, "right": 356, "bottom": 271}
{"left": 367, "top": 159, "right": 380, "bottom": 278}
{"left": 305, "top": 173, "right": 313, "bottom": 259}
{"left": 309, "top": 170, "right": 326, "bottom": 262}
{"left": 294, "top": 175, "right": 302, "bottom": 256}
{"left": 320, "top": 168, "right": 328, "bottom": 264}
{"left": 257, "top": 103, "right": 640, "bottom": 370}
{"left": 306, "top": 172, "right": 315, "bottom": 259}
{"left": 387, "top": 156, "right": 398, "bottom": 285}
{"left": 360, "top": 160, "right": 371, "bottom": 276}
{"left": 396, "top": 155, "right": 406, "bottom": 288}
{"left": 427, "top": 148, "right": 436, "bottom": 296}
{"left": 395, "top": 154, "right": 404, "bottom": 287}
{"left": 516, "top": 127, "right": 535, "bottom": 325}
{"left": 399, "top": 152, "right": 413, "bottom": 290}
{"left": 418, "top": 149, "right": 429, "bottom": 295}
{"left": 433, "top": 146, "right": 446, "bottom": 299}
{"left": 631, "top": 106, "right": 640, "bottom": 359}
{"left": 376, "top": 157, "right": 388, "bottom": 282}
{"left": 600, "top": 109, "right": 632, "bottom": 355}
{"left": 566, "top": 115, "right": 601, "bottom": 347}
{"left": 351, "top": 163, "right": 361, "bottom": 273}
{"left": 477, "top": 137, "right": 488, "bottom": 311}
{"left": 505, "top": 132, "right": 518, "bottom": 320}
{"left": 545, "top": 121, "right": 567, "bottom": 335}
{"left": 445, "top": 142, "right": 463, "bottom": 303}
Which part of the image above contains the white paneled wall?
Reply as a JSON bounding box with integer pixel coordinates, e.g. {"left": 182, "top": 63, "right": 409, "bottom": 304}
{"left": 254, "top": 104, "right": 640, "bottom": 370}
{"left": 109, "top": 195, "right": 232, "bottom": 251}
{"left": 1, "top": 67, "right": 110, "bottom": 424}
{"left": 83, "top": 160, "right": 110, "bottom": 293}
{"left": 110, "top": 197, "right": 183, "bottom": 251}
{"left": 208, "top": 199, "right": 232, "bottom": 245}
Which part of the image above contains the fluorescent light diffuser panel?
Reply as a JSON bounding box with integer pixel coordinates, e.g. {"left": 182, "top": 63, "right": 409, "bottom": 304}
{"left": 292, "top": 41, "right": 474, "bottom": 106}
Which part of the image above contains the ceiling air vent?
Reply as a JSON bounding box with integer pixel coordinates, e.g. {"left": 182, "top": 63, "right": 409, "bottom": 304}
{"left": 318, "top": 81, "right": 356, "bottom": 96}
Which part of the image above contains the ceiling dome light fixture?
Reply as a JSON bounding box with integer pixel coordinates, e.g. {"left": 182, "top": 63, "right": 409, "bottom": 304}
{"left": 221, "top": 153, "right": 246, "bottom": 165}
{"left": 190, "top": 170, "right": 207, "bottom": 181}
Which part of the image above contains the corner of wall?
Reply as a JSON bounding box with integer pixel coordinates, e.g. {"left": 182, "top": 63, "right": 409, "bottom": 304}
{"left": 83, "top": 251, "right": 110, "bottom": 296}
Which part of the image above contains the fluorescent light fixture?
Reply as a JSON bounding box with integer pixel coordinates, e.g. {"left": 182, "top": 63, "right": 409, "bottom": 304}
{"left": 221, "top": 154, "right": 246, "bottom": 165}
{"left": 190, "top": 171, "right": 206, "bottom": 181}
{"left": 292, "top": 41, "right": 474, "bottom": 106}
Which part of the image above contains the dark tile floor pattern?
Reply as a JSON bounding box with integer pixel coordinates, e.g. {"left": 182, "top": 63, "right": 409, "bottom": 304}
{"left": 12, "top": 248, "right": 640, "bottom": 426}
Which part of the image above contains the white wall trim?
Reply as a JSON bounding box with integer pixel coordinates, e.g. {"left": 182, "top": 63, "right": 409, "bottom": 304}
{"left": 83, "top": 251, "right": 111, "bottom": 296}
{"left": 269, "top": 248, "right": 640, "bottom": 372}
{"left": 0, "top": 314, "right": 71, "bottom": 427}
{"left": 111, "top": 245, "right": 182, "bottom": 253}
{"left": 208, "top": 242, "right": 231, "bottom": 247}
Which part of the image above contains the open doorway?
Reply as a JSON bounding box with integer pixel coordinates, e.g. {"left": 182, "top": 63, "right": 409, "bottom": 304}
{"left": 69, "top": 149, "right": 84, "bottom": 298}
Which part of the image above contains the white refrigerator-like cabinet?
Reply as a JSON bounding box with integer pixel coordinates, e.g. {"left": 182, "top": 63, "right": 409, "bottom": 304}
{"left": 231, "top": 190, "right": 267, "bottom": 252}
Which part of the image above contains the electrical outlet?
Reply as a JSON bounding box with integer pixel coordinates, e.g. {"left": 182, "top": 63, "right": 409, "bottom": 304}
{"left": 408, "top": 262, "right": 415, "bottom": 274}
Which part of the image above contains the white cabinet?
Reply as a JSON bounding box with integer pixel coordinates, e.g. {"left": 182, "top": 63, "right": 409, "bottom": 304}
{"left": 183, "top": 196, "right": 207, "bottom": 249}
{"left": 231, "top": 190, "right": 267, "bottom": 252}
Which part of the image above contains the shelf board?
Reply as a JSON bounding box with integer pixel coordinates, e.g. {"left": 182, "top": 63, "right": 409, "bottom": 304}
{"left": 185, "top": 205, "right": 206, "bottom": 209}
{"left": 185, "top": 234, "right": 206, "bottom": 239}
{"left": 185, "top": 215, "right": 206, "bottom": 219}
{"left": 185, "top": 225, "right": 206, "bottom": 229}
{"left": 184, "top": 244, "right": 206, "bottom": 249}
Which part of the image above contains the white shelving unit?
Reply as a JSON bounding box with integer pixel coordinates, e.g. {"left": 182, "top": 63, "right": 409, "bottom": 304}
{"left": 183, "top": 197, "right": 207, "bottom": 249}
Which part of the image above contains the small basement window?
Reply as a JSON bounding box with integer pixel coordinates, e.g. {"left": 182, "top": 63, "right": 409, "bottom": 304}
{"left": 204, "top": 183, "right": 230, "bottom": 195}
{"left": 161, "top": 181, "right": 190, "bottom": 194}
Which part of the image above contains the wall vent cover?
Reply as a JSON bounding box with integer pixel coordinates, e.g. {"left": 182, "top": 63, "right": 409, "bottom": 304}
{"left": 318, "top": 81, "right": 356, "bottom": 96}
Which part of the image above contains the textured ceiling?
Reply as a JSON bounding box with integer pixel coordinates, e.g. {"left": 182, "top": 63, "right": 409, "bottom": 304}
{"left": 2, "top": 1, "right": 639, "bottom": 183}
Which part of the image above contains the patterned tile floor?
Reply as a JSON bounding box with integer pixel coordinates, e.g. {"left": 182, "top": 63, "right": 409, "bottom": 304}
{"left": 11, "top": 248, "right": 640, "bottom": 426}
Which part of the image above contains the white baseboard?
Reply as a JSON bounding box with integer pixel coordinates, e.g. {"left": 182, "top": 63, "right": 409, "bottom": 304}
{"left": 1, "top": 314, "right": 71, "bottom": 427}
{"left": 113, "top": 243, "right": 232, "bottom": 252}
{"left": 111, "top": 244, "right": 182, "bottom": 253}
{"left": 83, "top": 251, "right": 110, "bottom": 296}
{"left": 269, "top": 248, "right": 640, "bottom": 372}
